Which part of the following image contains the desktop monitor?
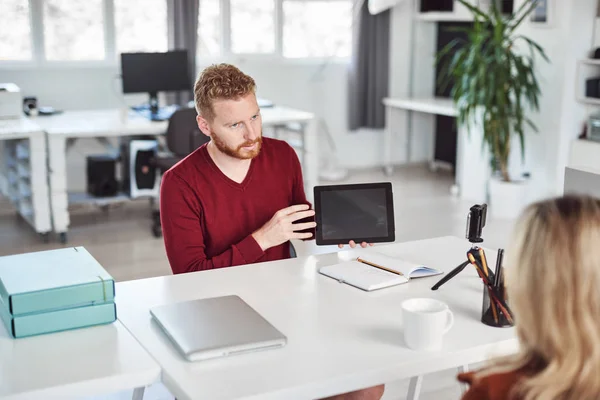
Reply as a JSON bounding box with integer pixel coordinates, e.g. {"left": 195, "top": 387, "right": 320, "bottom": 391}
{"left": 120, "top": 50, "right": 191, "bottom": 119}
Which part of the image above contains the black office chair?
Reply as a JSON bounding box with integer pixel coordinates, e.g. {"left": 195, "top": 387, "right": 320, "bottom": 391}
{"left": 151, "top": 107, "right": 209, "bottom": 237}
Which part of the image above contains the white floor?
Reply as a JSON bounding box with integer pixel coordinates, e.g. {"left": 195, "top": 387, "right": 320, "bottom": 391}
{"left": 1, "top": 164, "right": 514, "bottom": 400}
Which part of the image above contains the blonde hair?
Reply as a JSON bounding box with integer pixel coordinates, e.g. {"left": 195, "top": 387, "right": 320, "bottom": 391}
{"left": 194, "top": 63, "right": 256, "bottom": 121}
{"left": 482, "top": 195, "right": 600, "bottom": 399}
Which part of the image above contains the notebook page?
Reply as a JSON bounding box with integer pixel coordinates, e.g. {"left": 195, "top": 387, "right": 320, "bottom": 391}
{"left": 356, "top": 252, "right": 441, "bottom": 278}
{"left": 319, "top": 261, "right": 408, "bottom": 291}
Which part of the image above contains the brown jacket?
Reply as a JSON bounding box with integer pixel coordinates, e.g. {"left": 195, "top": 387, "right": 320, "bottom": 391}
{"left": 458, "top": 370, "right": 524, "bottom": 400}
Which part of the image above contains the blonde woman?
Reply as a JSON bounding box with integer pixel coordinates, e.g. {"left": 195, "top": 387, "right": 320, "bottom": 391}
{"left": 458, "top": 194, "right": 600, "bottom": 400}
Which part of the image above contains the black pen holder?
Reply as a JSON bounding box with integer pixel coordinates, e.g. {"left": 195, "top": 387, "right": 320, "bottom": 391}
{"left": 481, "top": 276, "right": 513, "bottom": 328}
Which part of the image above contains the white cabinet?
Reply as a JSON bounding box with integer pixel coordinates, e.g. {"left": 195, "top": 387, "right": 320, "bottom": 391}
{"left": 568, "top": 138, "right": 600, "bottom": 171}
{"left": 0, "top": 118, "right": 52, "bottom": 241}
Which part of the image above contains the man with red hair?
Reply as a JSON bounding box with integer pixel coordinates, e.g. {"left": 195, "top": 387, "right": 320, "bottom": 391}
{"left": 160, "top": 63, "right": 383, "bottom": 400}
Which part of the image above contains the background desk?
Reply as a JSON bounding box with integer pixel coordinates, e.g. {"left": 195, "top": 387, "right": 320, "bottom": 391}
{"left": 382, "top": 97, "right": 457, "bottom": 176}
{"left": 36, "top": 109, "right": 169, "bottom": 244}
{"left": 383, "top": 97, "right": 489, "bottom": 202}
{"left": 0, "top": 320, "right": 161, "bottom": 400}
{"left": 116, "top": 236, "right": 517, "bottom": 400}
{"left": 0, "top": 117, "right": 51, "bottom": 240}
{"left": 33, "top": 106, "right": 317, "bottom": 243}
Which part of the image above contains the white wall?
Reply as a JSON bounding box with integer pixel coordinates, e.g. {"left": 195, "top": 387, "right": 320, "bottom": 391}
{"left": 508, "top": 0, "right": 598, "bottom": 198}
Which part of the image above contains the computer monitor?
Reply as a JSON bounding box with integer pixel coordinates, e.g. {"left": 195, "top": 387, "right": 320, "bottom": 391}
{"left": 120, "top": 50, "right": 191, "bottom": 120}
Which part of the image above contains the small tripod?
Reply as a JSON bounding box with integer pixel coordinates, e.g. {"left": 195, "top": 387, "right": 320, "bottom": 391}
{"left": 431, "top": 244, "right": 492, "bottom": 291}
{"left": 430, "top": 204, "right": 513, "bottom": 326}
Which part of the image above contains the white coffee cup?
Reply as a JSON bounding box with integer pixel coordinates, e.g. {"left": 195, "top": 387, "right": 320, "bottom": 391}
{"left": 401, "top": 298, "right": 454, "bottom": 351}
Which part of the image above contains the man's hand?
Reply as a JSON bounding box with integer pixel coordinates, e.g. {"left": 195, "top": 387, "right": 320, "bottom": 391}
{"left": 338, "top": 241, "right": 374, "bottom": 249}
{"left": 252, "top": 204, "right": 316, "bottom": 251}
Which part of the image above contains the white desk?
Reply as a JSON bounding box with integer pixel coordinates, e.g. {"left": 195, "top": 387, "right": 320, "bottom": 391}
{"left": 382, "top": 96, "right": 457, "bottom": 175}
{"left": 0, "top": 320, "right": 161, "bottom": 400}
{"left": 34, "top": 109, "right": 168, "bottom": 243}
{"left": 383, "top": 97, "right": 489, "bottom": 202}
{"left": 116, "top": 236, "right": 517, "bottom": 400}
{"left": 35, "top": 106, "right": 317, "bottom": 243}
{"left": 0, "top": 117, "right": 52, "bottom": 240}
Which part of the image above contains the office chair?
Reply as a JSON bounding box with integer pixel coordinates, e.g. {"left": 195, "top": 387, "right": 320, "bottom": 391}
{"left": 151, "top": 107, "right": 209, "bottom": 237}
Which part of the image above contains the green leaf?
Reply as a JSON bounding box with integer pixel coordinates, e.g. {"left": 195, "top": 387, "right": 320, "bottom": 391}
{"left": 508, "top": 0, "right": 539, "bottom": 33}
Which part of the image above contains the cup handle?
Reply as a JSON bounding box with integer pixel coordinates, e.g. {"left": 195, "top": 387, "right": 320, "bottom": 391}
{"left": 443, "top": 309, "right": 454, "bottom": 335}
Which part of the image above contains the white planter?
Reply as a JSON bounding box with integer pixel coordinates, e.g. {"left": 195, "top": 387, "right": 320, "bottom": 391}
{"left": 488, "top": 177, "right": 530, "bottom": 219}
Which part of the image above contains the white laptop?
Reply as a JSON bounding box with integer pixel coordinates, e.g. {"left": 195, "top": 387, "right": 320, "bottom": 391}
{"left": 150, "top": 295, "right": 287, "bottom": 361}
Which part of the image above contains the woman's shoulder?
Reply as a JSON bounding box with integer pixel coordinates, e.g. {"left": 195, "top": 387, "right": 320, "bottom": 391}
{"left": 458, "top": 368, "right": 524, "bottom": 400}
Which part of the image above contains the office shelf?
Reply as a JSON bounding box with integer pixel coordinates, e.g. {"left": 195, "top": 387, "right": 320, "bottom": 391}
{"left": 577, "top": 97, "right": 600, "bottom": 106}
{"left": 576, "top": 60, "right": 600, "bottom": 107}
{"left": 578, "top": 58, "right": 600, "bottom": 66}
{"left": 1, "top": 138, "right": 51, "bottom": 238}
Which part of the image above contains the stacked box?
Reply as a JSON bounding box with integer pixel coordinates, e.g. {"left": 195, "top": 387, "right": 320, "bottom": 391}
{"left": 0, "top": 247, "right": 116, "bottom": 338}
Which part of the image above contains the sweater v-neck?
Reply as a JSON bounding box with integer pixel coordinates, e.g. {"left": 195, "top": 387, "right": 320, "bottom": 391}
{"left": 201, "top": 145, "right": 256, "bottom": 190}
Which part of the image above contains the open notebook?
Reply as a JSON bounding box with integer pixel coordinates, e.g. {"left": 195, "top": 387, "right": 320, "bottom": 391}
{"left": 319, "top": 252, "right": 443, "bottom": 291}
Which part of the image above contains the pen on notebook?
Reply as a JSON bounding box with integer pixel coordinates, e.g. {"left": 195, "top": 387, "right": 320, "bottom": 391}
{"left": 356, "top": 257, "right": 404, "bottom": 276}
{"left": 493, "top": 249, "right": 504, "bottom": 288}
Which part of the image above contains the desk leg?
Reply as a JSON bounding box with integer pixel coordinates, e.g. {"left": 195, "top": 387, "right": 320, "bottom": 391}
{"left": 383, "top": 106, "right": 393, "bottom": 176}
{"left": 47, "top": 136, "right": 70, "bottom": 242}
{"left": 303, "top": 119, "right": 318, "bottom": 204}
{"left": 28, "top": 134, "right": 52, "bottom": 235}
{"left": 132, "top": 386, "right": 145, "bottom": 400}
{"left": 458, "top": 364, "right": 469, "bottom": 394}
{"left": 407, "top": 375, "right": 423, "bottom": 400}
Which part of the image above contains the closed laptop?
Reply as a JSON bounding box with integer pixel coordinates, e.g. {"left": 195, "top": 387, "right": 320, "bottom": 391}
{"left": 150, "top": 295, "right": 286, "bottom": 361}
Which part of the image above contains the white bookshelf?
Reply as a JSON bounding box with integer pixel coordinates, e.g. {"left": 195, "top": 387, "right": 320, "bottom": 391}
{"left": 578, "top": 58, "right": 600, "bottom": 66}
{"left": 576, "top": 59, "right": 600, "bottom": 105}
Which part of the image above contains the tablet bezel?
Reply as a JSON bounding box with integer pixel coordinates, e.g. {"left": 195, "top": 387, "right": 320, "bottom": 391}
{"left": 313, "top": 182, "right": 395, "bottom": 246}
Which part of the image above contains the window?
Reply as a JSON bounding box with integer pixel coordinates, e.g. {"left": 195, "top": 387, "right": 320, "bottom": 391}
{"left": 230, "top": 0, "right": 275, "bottom": 54}
{"left": 0, "top": 0, "right": 353, "bottom": 66}
{"left": 115, "top": 0, "right": 168, "bottom": 54}
{"left": 197, "top": 0, "right": 221, "bottom": 57}
{"left": 0, "top": 1, "right": 32, "bottom": 61}
{"left": 43, "top": 0, "right": 105, "bottom": 61}
{"left": 283, "top": 0, "right": 353, "bottom": 58}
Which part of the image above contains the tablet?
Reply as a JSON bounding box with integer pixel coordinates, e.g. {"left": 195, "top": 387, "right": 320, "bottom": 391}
{"left": 313, "top": 182, "right": 395, "bottom": 246}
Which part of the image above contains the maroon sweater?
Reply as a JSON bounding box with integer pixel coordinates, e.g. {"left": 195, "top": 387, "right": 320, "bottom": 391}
{"left": 160, "top": 137, "right": 311, "bottom": 274}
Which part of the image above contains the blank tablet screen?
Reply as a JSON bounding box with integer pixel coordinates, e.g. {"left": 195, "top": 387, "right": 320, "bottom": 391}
{"left": 314, "top": 183, "right": 395, "bottom": 245}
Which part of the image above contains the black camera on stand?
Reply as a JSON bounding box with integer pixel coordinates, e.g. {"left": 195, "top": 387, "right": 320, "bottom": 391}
{"left": 431, "top": 204, "right": 488, "bottom": 291}
{"left": 466, "top": 204, "right": 487, "bottom": 244}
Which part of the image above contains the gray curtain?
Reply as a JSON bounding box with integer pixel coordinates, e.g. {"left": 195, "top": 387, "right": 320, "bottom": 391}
{"left": 347, "top": 0, "right": 390, "bottom": 130}
{"left": 167, "top": 0, "right": 199, "bottom": 106}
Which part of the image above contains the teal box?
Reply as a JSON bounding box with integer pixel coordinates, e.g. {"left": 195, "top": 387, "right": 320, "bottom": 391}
{"left": 0, "top": 298, "right": 117, "bottom": 338}
{"left": 0, "top": 247, "right": 115, "bottom": 316}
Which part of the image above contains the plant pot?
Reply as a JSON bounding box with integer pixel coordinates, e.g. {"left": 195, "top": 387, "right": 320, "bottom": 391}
{"left": 488, "top": 176, "right": 530, "bottom": 219}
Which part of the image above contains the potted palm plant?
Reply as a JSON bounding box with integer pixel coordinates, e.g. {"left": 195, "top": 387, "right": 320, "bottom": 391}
{"left": 437, "top": 0, "right": 549, "bottom": 218}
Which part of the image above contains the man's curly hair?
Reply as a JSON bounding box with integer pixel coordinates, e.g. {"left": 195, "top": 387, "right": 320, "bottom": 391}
{"left": 194, "top": 63, "right": 256, "bottom": 121}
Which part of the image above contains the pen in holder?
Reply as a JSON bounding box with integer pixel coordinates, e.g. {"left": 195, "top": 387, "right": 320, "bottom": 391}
{"left": 481, "top": 249, "right": 513, "bottom": 328}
